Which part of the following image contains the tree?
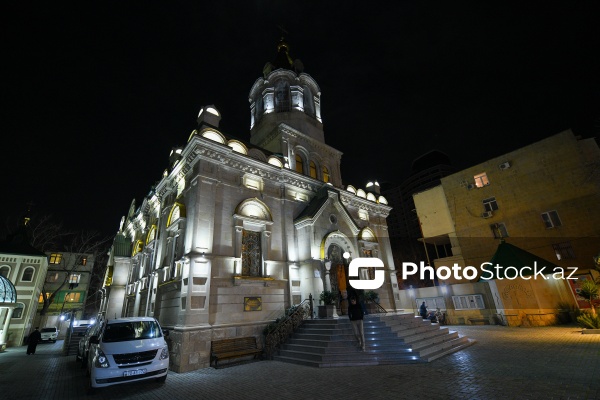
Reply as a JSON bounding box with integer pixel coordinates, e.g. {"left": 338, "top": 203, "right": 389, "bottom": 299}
{"left": 21, "top": 215, "right": 112, "bottom": 317}
{"left": 579, "top": 279, "right": 599, "bottom": 316}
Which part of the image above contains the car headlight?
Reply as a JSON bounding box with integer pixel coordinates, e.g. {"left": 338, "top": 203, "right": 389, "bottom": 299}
{"left": 94, "top": 348, "right": 110, "bottom": 368}
{"left": 160, "top": 346, "right": 169, "bottom": 360}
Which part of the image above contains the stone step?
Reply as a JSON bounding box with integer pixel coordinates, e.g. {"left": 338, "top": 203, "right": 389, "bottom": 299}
{"left": 421, "top": 337, "right": 477, "bottom": 362}
{"left": 272, "top": 312, "right": 472, "bottom": 367}
{"left": 276, "top": 348, "right": 420, "bottom": 363}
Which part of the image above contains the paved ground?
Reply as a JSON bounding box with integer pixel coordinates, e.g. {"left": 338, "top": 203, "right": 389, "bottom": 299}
{"left": 0, "top": 324, "right": 599, "bottom": 400}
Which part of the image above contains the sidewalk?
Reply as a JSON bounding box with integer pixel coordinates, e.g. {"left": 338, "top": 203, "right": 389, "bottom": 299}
{"left": 0, "top": 324, "right": 598, "bottom": 400}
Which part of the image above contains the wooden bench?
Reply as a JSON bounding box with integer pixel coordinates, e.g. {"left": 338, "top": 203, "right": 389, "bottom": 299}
{"left": 211, "top": 337, "right": 262, "bottom": 367}
{"left": 468, "top": 317, "right": 490, "bottom": 325}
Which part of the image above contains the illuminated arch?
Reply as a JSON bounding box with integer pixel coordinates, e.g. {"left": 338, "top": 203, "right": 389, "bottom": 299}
{"left": 227, "top": 140, "right": 248, "bottom": 155}
{"left": 167, "top": 203, "right": 186, "bottom": 227}
{"left": 145, "top": 225, "right": 157, "bottom": 245}
{"left": 320, "top": 231, "right": 355, "bottom": 260}
{"left": 346, "top": 185, "right": 357, "bottom": 194}
{"left": 235, "top": 198, "right": 273, "bottom": 221}
{"left": 366, "top": 192, "right": 377, "bottom": 202}
{"left": 378, "top": 196, "right": 388, "bottom": 205}
{"left": 132, "top": 240, "right": 143, "bottom": 257}
{"left": 267, "top": 156, "right": 283, "bottom": 168}
{"left": 358, "top": 227, "right": 378, "bottom": 243}
{"left": 356, "top": 189, "right": 366, "bottom": 198}
{"left": 200, "top": 129, "right": 226, "bottom": 144}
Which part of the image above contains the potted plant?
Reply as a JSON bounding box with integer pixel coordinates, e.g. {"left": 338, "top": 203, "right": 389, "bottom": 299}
{"left": 364, "top": 290, "right": 379, "bottom": 303}
{"left": 318, "top": 290, "right": 337, "bottom": 318}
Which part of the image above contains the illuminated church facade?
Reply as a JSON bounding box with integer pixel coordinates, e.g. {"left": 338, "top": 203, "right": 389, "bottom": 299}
{"left": 99, "top": 40, "right": 400, "bottom": 372}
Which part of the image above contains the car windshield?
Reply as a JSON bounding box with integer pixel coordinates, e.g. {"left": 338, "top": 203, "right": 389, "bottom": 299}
{"left": 102, "top": 321, "right": 162, "bottom": 342}
{"left": 42, "top": 328, "right": 56, "bottom": 333}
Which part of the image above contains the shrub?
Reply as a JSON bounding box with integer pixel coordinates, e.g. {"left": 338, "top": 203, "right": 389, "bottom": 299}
{"left": 577, "top": 313, "right": 600, "bottom": 329}
{"left": 319, "top": 290, "right": 337, "bottom": 305}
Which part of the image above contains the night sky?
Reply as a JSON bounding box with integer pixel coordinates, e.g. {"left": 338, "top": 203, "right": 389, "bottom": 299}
{"left": 3, "top": 1, "right": 599, "bottom": 238}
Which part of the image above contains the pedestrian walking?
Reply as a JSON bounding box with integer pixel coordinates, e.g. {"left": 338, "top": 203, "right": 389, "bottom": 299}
{"left": 348, "top": 296, "right": 365, "bottom": 351}
{"left": 419, "top": 301, "right": 428, "bottom": 319}
{"left": 27, "top": 327, "right": 41, "bottom": 355}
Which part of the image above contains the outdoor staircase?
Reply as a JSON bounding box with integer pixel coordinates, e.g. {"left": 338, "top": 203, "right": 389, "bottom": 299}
{"left": 272, "top": 312, "right": 475, "bottom": 367}
{"left": 63, "top": 326, "right": 87, "bottom": 356}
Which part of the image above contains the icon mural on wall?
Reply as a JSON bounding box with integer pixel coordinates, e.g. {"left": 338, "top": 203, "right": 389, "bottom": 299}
{"left": 244, "top": 297, "right": 262, "bottom": 311}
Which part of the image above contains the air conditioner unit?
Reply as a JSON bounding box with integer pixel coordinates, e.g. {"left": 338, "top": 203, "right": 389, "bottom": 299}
{"left": 499, "top": 162, "right": 511, "bottom": 170}
{"left": 481, "top": 211, "right": 493, "bottom": 218}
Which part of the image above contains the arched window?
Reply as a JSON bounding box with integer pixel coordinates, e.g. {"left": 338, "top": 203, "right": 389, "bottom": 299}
{"left": 256, "top": 93, "right": 263, "bottom": 122}
{"left": 304, "top": 85, "right": 315, "bottom": 117}
{"left": 21, "top": 267, "right": 34, "bottom": 282}
{"left": 322, "top": 166, "right": 330, "bottom": 183}
{"left": 295, "top": 154, "right": 304, "bottom": 174}
{"left": 309, "top": 161, "right": 317, "bottom": 178}
{"left": 0, "top": 266, "right": 9, "bottom": 278}
{"left": 275, "top": 80, "right": 291, "bottom": 112}
{"left": 234, "top": 198, "right": 273, "bottom": 278}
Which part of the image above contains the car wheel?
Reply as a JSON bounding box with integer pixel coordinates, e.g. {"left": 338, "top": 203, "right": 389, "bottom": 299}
{"left": 155, "top": 375, "right": 167, "bottom": 384}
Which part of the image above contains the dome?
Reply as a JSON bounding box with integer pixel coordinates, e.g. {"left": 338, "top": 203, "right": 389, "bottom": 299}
{"left": 0, "top": 275, "right": 17, "bottom": 303}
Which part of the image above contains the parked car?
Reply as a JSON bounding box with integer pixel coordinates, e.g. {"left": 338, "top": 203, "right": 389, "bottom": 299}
{"left": 40, "top": 327, "right": 59, "bottom": 343}
{"left": 86, "top": 317, "right": 169, "bottom": 393}
{"left": 76, "top": 322, "right": 103, "bottom": 367}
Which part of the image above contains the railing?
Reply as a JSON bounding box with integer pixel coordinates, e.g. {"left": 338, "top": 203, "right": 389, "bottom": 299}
{"left": 372, "top": 301, "right": 388, "bottom": 314}
{"left": 263, "top": 295, "right": 313, "bottom": 360}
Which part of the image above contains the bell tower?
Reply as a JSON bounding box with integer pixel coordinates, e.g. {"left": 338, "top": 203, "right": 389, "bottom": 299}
{"left": 248, "top": 38, "right": 324, "bottom": 151}
{"left": 247, "top": 39, "right": 342, "bottom": 188}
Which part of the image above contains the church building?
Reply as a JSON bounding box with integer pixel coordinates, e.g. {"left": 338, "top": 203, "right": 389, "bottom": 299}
{"left": 99, "top": 39, "right": 401, "bottom": 372}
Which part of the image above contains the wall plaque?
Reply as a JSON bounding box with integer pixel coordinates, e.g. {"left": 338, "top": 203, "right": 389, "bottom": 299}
{"left": 244, "top": 296, "right": 262, "bottom": 311}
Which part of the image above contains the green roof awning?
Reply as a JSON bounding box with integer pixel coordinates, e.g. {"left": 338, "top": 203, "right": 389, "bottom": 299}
{"left": 479, "top": 241, "right": 563, "bottom": 281}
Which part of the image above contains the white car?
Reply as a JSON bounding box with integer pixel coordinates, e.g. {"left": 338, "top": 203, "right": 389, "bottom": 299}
{"left": 40, "top": 327, "right": 59, "bottom": 343}
{"left": 86, "top": 317, "right": 169, "bottom": 393}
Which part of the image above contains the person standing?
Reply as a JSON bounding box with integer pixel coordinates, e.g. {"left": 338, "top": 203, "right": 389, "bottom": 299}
{"left": 27, "top": 327, "right": 42, "bottom": 355}
{"left": 419, "top": 301, "right": 428, "bottom": 319}
{"left": 348, "top": 297, "right": 365, "bottom": 351}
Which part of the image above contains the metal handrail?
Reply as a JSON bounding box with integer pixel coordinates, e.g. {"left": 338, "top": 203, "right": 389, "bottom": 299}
{"left": 372, "top": 301, "right": 388, "bottom": 314}
{"left": 263, "top": 294, "right": 313, "bottom": 360}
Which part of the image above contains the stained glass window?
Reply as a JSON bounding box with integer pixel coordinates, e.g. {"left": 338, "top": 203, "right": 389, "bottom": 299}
{"left": 242, "top": 230, "right": 261, "bottom": 277}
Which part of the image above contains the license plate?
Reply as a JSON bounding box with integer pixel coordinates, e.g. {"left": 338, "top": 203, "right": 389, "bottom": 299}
{"left": 123, "top": 368, "right": 147, "bottom": 377}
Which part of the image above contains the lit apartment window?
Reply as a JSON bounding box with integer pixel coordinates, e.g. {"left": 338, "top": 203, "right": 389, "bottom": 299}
{"left": 552, "top": 242, "right": 575, "bottom": 260}
{"left": 542, "top": 211, "right": 562, "bottom": 228}
{"left": 69, "top": 274, "right": 81, "bottom": 289}
{"left": 64, "top": 292, "right": 81, "bottom": 302}
{"left": 46, "top": 272, "right": 59, "bottom": 283}
{"left": 474, "top": 172, "right": 490, "bottom": 188}
{"left": 483, "top": 197, "right": 499, "bottom": 212}
{"left": 80, "top": 257, "right": 87, "bottom": 266}
{"left": 38, "top": 292, "right": 52, "bottom": 303}
{"left": 490, "top": 223, "right": 509, "bottom": 239}
{"left": 49, "top": 253, "right": 62, "bottom": 264}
